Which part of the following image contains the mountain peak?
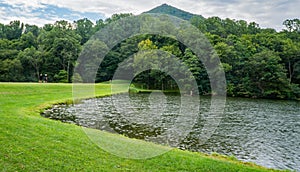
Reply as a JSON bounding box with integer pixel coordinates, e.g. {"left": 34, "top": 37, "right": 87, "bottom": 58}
{"left": 160, "top": 3, "right": 170, "bottom": 7}
{"left": 144, "top": 4, "right": 203, "bottom": 21}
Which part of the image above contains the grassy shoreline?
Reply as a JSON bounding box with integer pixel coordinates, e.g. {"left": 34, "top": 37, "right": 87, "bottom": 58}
{"left": 0, "top": 83, "right": 286, "bottom": 171}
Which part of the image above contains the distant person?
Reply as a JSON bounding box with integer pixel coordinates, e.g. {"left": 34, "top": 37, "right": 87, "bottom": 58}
{"left": 44, "top": 74, "right": 48, "bottom": 83}
{"left": 39, "top": 74, "right": 43, "bottom": 83}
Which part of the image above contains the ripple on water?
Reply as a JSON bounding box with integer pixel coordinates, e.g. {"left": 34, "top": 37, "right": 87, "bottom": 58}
{"left": 42, "top": 95, "right": 300, "bottom": 171}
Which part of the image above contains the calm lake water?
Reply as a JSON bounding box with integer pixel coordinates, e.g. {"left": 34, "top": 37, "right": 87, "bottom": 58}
{"left": 42, "top": 93, "right": 300, "bottom": 171}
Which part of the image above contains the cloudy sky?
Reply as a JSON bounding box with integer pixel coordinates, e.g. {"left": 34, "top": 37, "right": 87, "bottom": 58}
{"left": 0, "top": 0, "right": 299, "bottom": 31}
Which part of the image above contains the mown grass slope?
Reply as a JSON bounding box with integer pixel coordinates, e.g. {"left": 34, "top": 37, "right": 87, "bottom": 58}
{"left": 0, "top": 83, "right": 285, "bottom": 171}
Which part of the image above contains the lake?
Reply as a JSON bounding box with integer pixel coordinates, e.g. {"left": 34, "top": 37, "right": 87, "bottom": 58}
{"left": 42, "top": 93, "right": 300, "bottom": 171}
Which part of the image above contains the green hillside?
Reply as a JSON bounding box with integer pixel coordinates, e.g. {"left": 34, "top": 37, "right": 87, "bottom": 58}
{"left": 144, "top": 3, "right": 204, "bottom": 20}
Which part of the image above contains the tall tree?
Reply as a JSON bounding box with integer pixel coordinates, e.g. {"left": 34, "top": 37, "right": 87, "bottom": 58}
{"left": 24, "top": 24, "right": 40, "bottom": 37}
{"left": 242, "top": 50, "right": 290, "bottom": 98}
{"left": 281, "top": 39, "right": 300, "bottom": 84}
{"left": 18, "top": 47, "right": 42, "bottom": 81}
{"left": 283, "top": 19, "right": 300, "bottom": 32}
{"left": 38, "top": 21, "right": 81, "bottom": 82}
{"left": 6, "top": 21, "right": 24, "bottom": 40}
{"left": 74, "top": 18, "right": 94, "bottom": 45}
{"left": 0, "top": 59, "right": 23, "bottom": 81}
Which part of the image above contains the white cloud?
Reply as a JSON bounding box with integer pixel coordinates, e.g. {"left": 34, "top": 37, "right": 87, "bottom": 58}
{"left": 1, "top": 0, "right": 46, "bottom": 9}
{"left": 0, "top": 0, "right": 299, "bottom": 30}
{"left": 173, "top": 0, "right": 300, "bottom": 30}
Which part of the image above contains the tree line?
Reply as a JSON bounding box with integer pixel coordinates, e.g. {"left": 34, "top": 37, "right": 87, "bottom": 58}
{"left": 0, "top": 14, "right": 131, "bottom": 83}
{"left": 0, "top": 14, "right": 299, "bottom": 99}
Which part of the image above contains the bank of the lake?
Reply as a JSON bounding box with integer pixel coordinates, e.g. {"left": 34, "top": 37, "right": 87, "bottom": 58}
{"left": 44, "top": 92, "right": 300, "bottom": 171}
{"left": 0, "top": 83, "right": 286, "bottom": 171}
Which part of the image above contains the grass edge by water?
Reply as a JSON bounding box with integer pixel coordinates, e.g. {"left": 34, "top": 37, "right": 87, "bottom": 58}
{"left": 0, "top": 83, "right": 288, "bottom": 171}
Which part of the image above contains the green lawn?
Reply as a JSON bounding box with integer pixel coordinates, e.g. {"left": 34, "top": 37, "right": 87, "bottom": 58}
{"left": 0, "top": 83, "right": 285, "bottom": 171}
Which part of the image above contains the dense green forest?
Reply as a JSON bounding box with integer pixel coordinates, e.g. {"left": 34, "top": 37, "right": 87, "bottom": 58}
{"left": 0, "top": 5, "right": 299, "bottom": 99}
